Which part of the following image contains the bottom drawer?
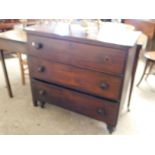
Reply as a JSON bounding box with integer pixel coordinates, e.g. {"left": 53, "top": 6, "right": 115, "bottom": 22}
{"left": 31, "top": 79, "right": 119, "bottom": 126}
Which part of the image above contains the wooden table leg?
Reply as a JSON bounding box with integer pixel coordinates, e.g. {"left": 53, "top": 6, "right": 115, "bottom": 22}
{"left": 127, "top": 45, "right": 141, "bottom": 112}
{"left": 0, "top": 50, "right": 13, "bottom": 97}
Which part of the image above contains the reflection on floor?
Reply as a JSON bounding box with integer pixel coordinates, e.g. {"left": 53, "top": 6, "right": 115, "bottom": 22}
{"left": 0, "top": 57, "right": 155, "bottom": 135}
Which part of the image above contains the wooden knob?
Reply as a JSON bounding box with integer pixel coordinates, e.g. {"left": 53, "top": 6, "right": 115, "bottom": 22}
{"left": 100, "top": 82, "right": 109, "bottom": 89}
{"left": 37, "top": 66, "right": 45, "bottom": 72}
{"left": 104, "top": 56, "right": 111, "bottom": 63}
{"left": 32, "top": 42, "right": 43, "bottom": 49}
{"left": 97, "top": 108, "right": 105, "bottom": 116}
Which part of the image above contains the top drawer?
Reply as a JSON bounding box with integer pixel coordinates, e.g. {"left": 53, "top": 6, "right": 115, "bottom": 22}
{"left": 27, "top": 35, "right": 127, "bottom": 75}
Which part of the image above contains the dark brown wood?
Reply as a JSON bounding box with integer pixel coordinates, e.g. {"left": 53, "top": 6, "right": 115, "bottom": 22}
{"left": 118, "top": 46, "right": 138, "bottom": 114}
{"left": 0, "top": 24, "right": 141, "bottom": 133}
{"left": 28, "top": 56, "right": 122, "bottom": 101}
{"left": 31, "top": 79, "right": 119, "bottom": 126}
{"left": 0, "top": 50, "right": 13, "bottom": 97}
{"left": 26, "top": 24, "right": 141, "bottom": 133}
{"left": 27, "top": 35, "right": 127, "bottom": 75}
{"left": 127, "top": 45, "right": 142, "bottom": 111}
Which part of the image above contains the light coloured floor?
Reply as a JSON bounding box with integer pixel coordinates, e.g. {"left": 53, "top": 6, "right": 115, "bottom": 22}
{"left": 0, "top": 56, "right": 155, "bottom": 135}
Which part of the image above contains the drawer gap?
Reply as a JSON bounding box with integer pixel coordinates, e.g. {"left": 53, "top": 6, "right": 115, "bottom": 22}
{"left": 32, "top": 78, "right": 120, "bottom": 104}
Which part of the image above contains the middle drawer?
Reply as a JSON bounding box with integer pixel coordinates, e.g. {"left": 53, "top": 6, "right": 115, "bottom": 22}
{"left": 28, "top": 56, "right": 123, "bottom": 101}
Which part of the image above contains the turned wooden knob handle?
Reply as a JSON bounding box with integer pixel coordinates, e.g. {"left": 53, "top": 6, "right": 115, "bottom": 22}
{"left": 104, "top": 56, "right": 111, "bottom": 62}
{"left": 97, "top": 108, "right": 105, "bottom": 116}
{"left": 38, "top": 90, "right": 46, "bottom": 96}
{"left": 100, "top": 82, "right": 109, "bottom": 89}
{"left": 32, "top": 42, "right": 43, "bottom": 49}
{"left": 37, "top": 66, "right": 45, "bottom": 72}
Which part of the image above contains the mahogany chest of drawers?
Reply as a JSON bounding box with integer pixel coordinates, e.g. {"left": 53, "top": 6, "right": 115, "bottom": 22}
{"left": 25, "top": 23, "right": 141, "bottom": 133}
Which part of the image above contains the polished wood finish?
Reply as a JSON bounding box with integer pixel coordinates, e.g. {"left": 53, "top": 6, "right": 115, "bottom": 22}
{"left": 0, "top": 24, "right": 141, "bottom": 133}
{"left": 27, "top": 35, "right": 126, "bottom": 75}
{"left": 127, "top": 45, "right": 142, "bottom": 111}
{"left": 31, "top": 79, "right": 119, "bottom": 126}
{"left": 26, "top": 23, "right": 141, "bottom": 133}
{"left": 28, "top": 56, "right": 122, "bottom": 100}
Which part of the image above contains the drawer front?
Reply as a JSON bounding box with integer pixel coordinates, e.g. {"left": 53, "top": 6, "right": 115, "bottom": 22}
{"left": 29, "top": 56, "right": 122, "bottom": 101}
{"left": 31, "top": 79, "right": 119, "bottom": 126}
{"left": 27, "top": 35, "right": 126, "bottom": 75}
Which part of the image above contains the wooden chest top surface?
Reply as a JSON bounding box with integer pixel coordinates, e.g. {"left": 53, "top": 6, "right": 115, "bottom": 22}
{"left": 25, "top": 22, "right": 141, "bottom": 48}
